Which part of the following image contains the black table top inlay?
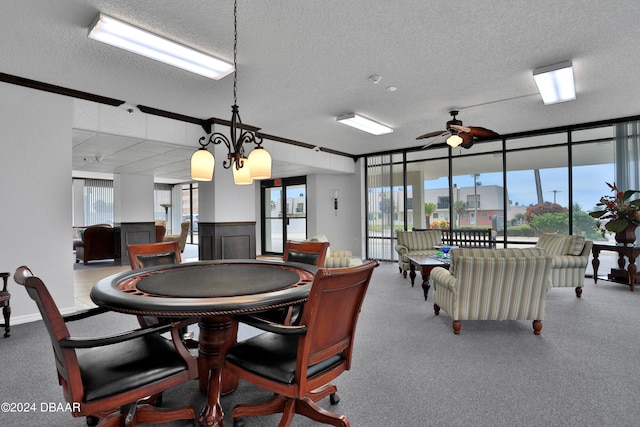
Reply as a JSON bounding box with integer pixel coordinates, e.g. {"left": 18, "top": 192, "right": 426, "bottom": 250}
{"left": 136, "top": 264, "right": 301, "bottom": 297}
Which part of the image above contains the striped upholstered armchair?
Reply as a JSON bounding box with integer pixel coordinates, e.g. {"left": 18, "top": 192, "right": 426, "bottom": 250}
{"left": 534, "top": 233, "right": 593, "bottom": 298}
{"left": 395, "top": 230, "right": 442, "bottom": 277}
{"left": 431, "top": 248, "right": 552, "bottom": 335}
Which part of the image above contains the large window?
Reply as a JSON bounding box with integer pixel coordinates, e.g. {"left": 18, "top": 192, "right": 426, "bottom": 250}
{"left": 365, "top": 118, "right": 633, "bottom": 260}
{"left": 366, "top": 154, "right": 404, "bottom": 260}
{"left": 506, "top": 139, "right": 569, "bottom": 242}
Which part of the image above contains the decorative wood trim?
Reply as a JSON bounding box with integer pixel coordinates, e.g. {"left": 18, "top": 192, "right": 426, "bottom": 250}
{"left": 0, "top": 72, "right": 359, "bottom": 160}
{"left": 0, "top": 72, "right": 125, "bottom": 106}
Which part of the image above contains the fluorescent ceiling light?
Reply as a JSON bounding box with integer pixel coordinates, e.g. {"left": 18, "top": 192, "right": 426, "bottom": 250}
{"left": 533, "top": 60, "right": 576, "bottom": 105}
{"left": 336, "top": 113, "right": 393, "bottom": 135}
{"left": 88, "top": 13, "right": 234, "bottom": 80}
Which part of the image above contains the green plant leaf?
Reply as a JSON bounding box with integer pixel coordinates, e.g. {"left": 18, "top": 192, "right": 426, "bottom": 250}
{"left": 605, "top": 218, "right": 630, "bottom": 232}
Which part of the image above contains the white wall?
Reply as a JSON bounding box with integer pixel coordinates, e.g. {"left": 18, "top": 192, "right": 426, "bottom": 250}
{"left": 211, "top": 142, "right": 256, "bottom": 222}
{"left": 113, "top": 173, "right": 154, "bottom": 222}
{"left": 0, "top": 83, "right": 74, "bottom": 323}
{"left": 308, "top": 162, "right": 364, "bottom": 257}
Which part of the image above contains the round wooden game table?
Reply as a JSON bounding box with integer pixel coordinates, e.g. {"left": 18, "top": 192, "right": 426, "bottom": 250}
{"left": 91, "top": 259, "right": 318, "bottom": 426}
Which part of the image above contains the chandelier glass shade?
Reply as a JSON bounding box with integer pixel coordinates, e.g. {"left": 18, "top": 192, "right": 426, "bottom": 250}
{"left": 232, "top": 158, "right": 252, "bottom": 185}
{"left": 191, "top": 148, "right": 215, "bottom": 181}
{"left": 248, "top": 146, "right": 272, "bottom": 179}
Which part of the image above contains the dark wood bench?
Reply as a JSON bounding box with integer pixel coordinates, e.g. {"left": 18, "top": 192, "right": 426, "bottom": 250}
{"left": 412, "top": 228, "right": 496, "bottom": 248}
{"left": 441, "top": 228, "right": 497, "bottom": 248}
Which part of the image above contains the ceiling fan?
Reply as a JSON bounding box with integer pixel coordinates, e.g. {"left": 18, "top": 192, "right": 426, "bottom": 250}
{"left": 416, "top": 110, "right": 499, "bottom": 149}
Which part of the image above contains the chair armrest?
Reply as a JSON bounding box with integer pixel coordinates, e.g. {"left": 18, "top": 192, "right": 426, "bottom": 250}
{"left": 550, "top": 255, "right": 588, "bottom": 269}
{"left": 395, "top": 244, "right": 409, "bottom": 255}
{"left": 62, "top": 307, "right": 110, "bottom": 322}
{"left": 431, "top": 267, "right": 457, "bottom": 292}
{"left": 60, "top": 322, "right": 175, "bottom": 349}
{"left": 234, "top": 314, "right": 308, "bottom": 335}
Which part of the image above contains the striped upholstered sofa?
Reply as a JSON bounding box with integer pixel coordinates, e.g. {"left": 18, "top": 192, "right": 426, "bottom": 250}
{"left": 430, "top": 248, "right": 552, "bottom": 335}
{"left": 534, "top": 233, "right": 593, "bottom": 297}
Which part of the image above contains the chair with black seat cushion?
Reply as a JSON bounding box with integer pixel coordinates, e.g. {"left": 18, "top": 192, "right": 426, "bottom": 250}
{"left": 13, "top": 266, "right": 198, "bottom": 427}
{"left": 0, "top": 272, "right": 10, "bottom": 337}
{"left": 283, "top": 240, "right": 330, "bottom": 266}
{"left": 223, "top": 260, "right": 379, "bottom": 427}
{"left": 127, "top": 242, "right": 195, "bottom": 346}
{"left": 127, "top": 241, "right": 182, "bottom": 269}
{"left": 248, "top": 240, "right": 330, "bottom": 325}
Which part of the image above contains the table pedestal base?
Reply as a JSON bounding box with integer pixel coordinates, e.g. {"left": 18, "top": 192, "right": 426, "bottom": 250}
{"left": 197, "top": 316, "right": 239, "bottom": 395}
{"left": 197, "top": 316, "right": 238, "bottom": 427}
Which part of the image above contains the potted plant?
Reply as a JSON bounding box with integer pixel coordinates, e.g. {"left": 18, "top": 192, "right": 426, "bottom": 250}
{"left": 589, "top": 182, "right": 640, "bottom": 244}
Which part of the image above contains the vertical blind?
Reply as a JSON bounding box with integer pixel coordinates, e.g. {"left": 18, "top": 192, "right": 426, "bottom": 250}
{"left": 83, "top": 179, "right": 114, "bottom": 226}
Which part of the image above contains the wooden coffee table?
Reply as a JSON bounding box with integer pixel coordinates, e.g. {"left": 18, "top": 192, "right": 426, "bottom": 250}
{"left": 407, "top": 255, "right": 450, "bottom": 300}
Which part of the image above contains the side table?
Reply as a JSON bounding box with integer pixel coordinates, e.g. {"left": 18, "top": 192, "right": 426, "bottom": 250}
{"left": 591, "top": 243, "right": 640, "bottom": 291}
{"left": 407, "top": 255, "right": 450, "bottom": 300}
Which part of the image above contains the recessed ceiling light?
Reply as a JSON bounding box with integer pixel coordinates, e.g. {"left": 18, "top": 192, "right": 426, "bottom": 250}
{"left": 336, "top": 113, "right": 393, "bottom": 135}
{"left": 368, "top": 74, "right": 382, "bottom": 84}
{"left": 533, "top": 60, "right": 576, "bottom": 105}
{"left": 386, "top": 86, "right": 397, "bottom": 92}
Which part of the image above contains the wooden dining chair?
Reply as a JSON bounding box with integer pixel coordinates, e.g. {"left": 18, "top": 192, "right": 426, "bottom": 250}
{"left": 247, "top": 240, "right": 330, "bottom": 325}
{"left": 13, "top": 266, "right": 198, "bottom": 427}
{"left": 222, "top": 260, "right": 379, "bottom": 427}
{"left": 126, "top": 241, "right": 196, "bottom": 346}
{"left": 0, "top": 272, "right": 10, "bottom": 337}
{"left": 127, "top": 241, "right": 182, "bottom": 269}
{"left": 282, "top": 240, "right": 330, "bottom": 267}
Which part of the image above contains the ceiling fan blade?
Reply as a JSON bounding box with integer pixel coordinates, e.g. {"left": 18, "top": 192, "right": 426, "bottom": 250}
{"left": 459, "top": 132, "right": 475, "bottom": 149}
{"left": 420, "top": 132, "right": 449, "bottom": 149}
{"left": 467, "top": 126, "right": 500, "bottom": 140}
{"left": 416, "top": 130, "right": 446, "bottom": 140}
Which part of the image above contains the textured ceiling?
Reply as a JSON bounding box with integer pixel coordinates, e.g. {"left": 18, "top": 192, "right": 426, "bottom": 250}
{"left": 2, "top": 0, "right": 639, "bottom": 182}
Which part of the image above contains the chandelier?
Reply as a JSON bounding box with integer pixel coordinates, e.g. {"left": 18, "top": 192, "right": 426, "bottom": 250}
{"left": 191, "top": 0, "right": 271, "bottom": 185}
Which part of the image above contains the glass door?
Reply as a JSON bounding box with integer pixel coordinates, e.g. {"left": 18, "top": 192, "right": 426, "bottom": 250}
{"left": 263, "top": 185, "right": 283, "bottom": 253}
{"left": 261, "top": 176, "right": 307, "bottom": 255}
{"left": 285, "top": 183, "right": 307, "bottom": 242}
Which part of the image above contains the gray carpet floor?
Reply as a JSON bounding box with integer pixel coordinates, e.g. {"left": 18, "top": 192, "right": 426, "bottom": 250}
{"left": 2, "top": 261, "right": 640, "bottom": 426}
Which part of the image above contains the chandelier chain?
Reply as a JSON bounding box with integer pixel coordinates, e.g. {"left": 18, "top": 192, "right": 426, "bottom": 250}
{"left": 233, "top": 0, "right": 238, "bottom": 106}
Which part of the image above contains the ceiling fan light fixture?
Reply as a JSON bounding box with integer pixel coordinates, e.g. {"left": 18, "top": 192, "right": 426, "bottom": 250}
{"left": 533, "top": 60, "right": 576, "bottom": 105}
{"left": 446, "top": 134, "right": 463, "bottom": 147}
{"left": 336, "top": 113, "right": 393, "bottom": 135}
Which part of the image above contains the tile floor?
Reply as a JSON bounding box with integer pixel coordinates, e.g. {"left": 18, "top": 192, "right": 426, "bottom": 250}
{"left": 73, "top": 244, "right": 200, "bottom": 309}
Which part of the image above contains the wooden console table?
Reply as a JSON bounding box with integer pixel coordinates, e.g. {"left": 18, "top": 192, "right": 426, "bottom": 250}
{"left": 591, "top": 243, "right": 640, "bottom": 291}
